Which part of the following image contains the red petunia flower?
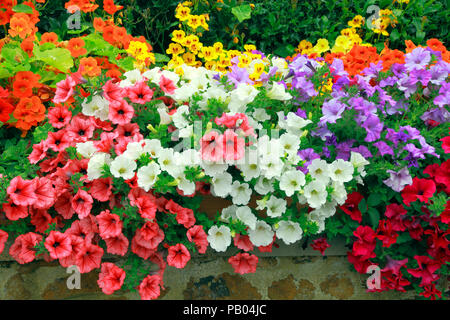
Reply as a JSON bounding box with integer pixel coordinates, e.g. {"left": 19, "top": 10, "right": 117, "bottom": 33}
{"left": 96, "top": 210, "right": 123, "bottom": 240}
{"left": 72, "top": 190, "right": 93, "bottom": 219}
{"left": 75, "top": 241, "right": 104, "bottom": 273}
{"left": 310, "top": 237, "right": 331, "bottom": 255}
{"left": 138, "top": 274, "right": 161, "bottom": 300}
{"left": 401, "top": 178, "right": 436, "bottom": 206}
{"left": 44, "top": 231, "right": 72, "bottom": 260}
{"left": 167, "top": 243, "right": 191, "bottom": 269}
{"left": 109, "top": 99, "right": 134, "bottom": 125}
{"left": 233, "top": 233, "right": 254, "bottom": 252}
{"left": 98, "top": 262, "right": 126, "bottom": 295}
{"left": 228, "top": 253, "right": 259, "bottom": 275}
{"left": 340, "top": 192, "right": 364, "bottom": 223}
{"left": 7, "top": 176, "right": 37, "bottom": 206}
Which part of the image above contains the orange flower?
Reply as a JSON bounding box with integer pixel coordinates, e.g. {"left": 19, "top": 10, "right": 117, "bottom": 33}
{"left": 8, "top": 13, "right": 33, "bottom": 39}
{"left": 106, "top": 68, "right": 122, "bottom": 80}
{"left": 426, "top": 38, "right": 446, "bottom": 53}
{"left": 13, "top": 96, "right": 46, "bottom": 133}
{"left": 405, "top": 40, "right": 417, "bottom": 53}
{"left": 65, "top": 0, "right": 99, "bottom": 13}
{"left": 67, "top": 38, "right": 87, "bottom": 57}
{"left": 103, "top": 0, "right": 123, "bottom": 15}
{"left": 21, "top": 36, "right": 35, "bottom": 57}
{"left": 40, "top": 32, "right": 59, "bottom": 45}
{"left": 15, "top": 71, "right": 41, "bottom": 88}
{"left": 80, "top": 57, "right": 101, "bottom": 77}
{"left": 93, "top": 17, "right": 106, "bottom": 32}
{"left": 12, "top": 80, "right": 33, "bottom": 98}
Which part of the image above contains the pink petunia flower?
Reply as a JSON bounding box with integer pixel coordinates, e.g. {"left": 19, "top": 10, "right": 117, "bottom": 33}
{"left": 75, "top": 241, "right": 104, "bottom": 273}
{"left": 109, "top": 99, "right": 134, "bottom": 125}
{"left": 102, "top": 79, "right": 124, "bottom": 103}
{"left": 96, "top": 210, "right": 123, "bottom": 240}
{"left": 44, "top": 231, "right": 72, "bottom": 260}
{"left": 48, "top": 105, "right": 72, "bottom": 129}
{"left": 127, "top": 80, "right": 154, "bottom": 104}
{"left": 228, "top": 253, "right": 258, "bottom": 274}
{"left": 167, "top": 243, "right": 190, "bottom": 269}
{"left": 138, "top": 274, "right": 161, "bottom": 300}
{"left": 187, "top": 225, "right": 209, "bottom": 254}
{"left": 159, "top": 75, "right": 176, "bottom": 95}
{"left": 98, "top": 262, "right": 126, "bottom": 295}
{"left": 53, "top": 76, "right": 76, "bottom": 104}
{"left": 7, "top": 176, "right": 37, "bottom": 206}
{"left": 3, "top": 200, "right": 28, "bottom": 221}
{"left": 104, "top": 233, "right": 129, "bottom": 256}
{"left": 72, "top": 189, "right": 93, "bottom": 219}
{"left": 32, "top": 177, "right": 56, "bottom": 210}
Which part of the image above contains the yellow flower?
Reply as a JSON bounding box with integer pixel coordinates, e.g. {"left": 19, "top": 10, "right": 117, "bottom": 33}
{"left": 334, "top": 35, "right": 352, "bottom": 51}
{"left": 199, "top": 15, "right": 209, "bottom": 31}
{"left": 237, "top": 54, "right": 251, "bottom": 68}
{"left": 213, "top": 42, "right": 223, "bottom": 55}
{"left": 171, "top": 30, "right": 186, "bottom": 43}
{"left": 198, "top": 46, "right": 217, "bottom": 61}
{"left": 296, "top": 39, "right": 312, "bottom": 53}
{"left": 127, "top": 41, "right": 153, "bottom": 62}
{"left": 204, "top": 60, "right": 216, "bottom": 70}
{"left": 252, "top": 62, "right": 265, "bottom": 75}
{"left": 312, "top": 38, "right": 329, "bottom": 54}
{"left": 182, "top": 52, "right": 197, "bottom": 65}
{"left": 244, "top": 44, "right": 256, "bottom": 52}
{"left": 167, "top": 55, "right": 184, "bottom": 69}
{"left": 189, "top": 42, "right": 203, "bottom": 54}
{"left": 340, "top": 28, "right": 356, "bottom": 37}
{"left": 227, "top": 50, "right": 241, "bottom": 59}
{"left": 166, "top": 43, "right": 185, "bottom": 56}
{"left": 348, "top": 15, "right": 364, "bottom": 28}
{"left": 187, "top": 15, "right": 202, "bottom": 31}
{"left": 233, "top": 37, "right": 239, "bottom": 44}
{"left": 175, "top": 6, "right": 191, "bottom": 21}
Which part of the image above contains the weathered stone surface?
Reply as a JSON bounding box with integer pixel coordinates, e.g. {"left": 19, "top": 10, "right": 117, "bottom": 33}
{"left": 183, "top": 272, "right": 261, "bottom": 300}
{"left": 41, "top": 270, "right": 102, "bottom": 300}
{"left": 320, "top": 274, "right": 355, "bottom": 300}
{"left": 296, "top": 279, "right": 316, "bottom": 299}
{"left": 268, "top": 275, "right": 297, "bottom": 300}
{"left": 4, "top": 274, "right": 32, "bottom": 300}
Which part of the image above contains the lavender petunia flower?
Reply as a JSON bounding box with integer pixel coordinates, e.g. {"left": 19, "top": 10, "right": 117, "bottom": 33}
{"left": 373, "top": 141, "right": 394, "bottom": 157}
{"left": 404, "top": 47, "right": 431, "bottom": 71}
{"left": 362, "top": 114, "right": 383, "bottom": 142}
{"left": 320, "top": 99, "right": 346, "bottom": 124}
{"left": 383, "top": 167, "right": 413, "bottom": 192}
{"left": 227, "top": 65, "right": 253, "bottom": 88}
{"left": 408, "top": 69, "right": 431, "bottom": 86}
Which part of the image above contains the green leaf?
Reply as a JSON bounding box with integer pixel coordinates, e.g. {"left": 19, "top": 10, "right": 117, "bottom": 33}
{"left": 367, "top": 193, "right": 382, "bottom": 207}
{"left": 358, "top": 198, "right": 368, "bottom": 214}
{"left": 12, "top": 4, "right": 34, "bottom": 14}
{"left": 368, "top": 207, "right": 380, "bottom": 229}
{"left": 154, "top": 53, "right": 170, "bottom": 63}
{"left": 390, "top": 29, "right": 400, "bottom": 43}
{"left": 231, "top": 4, "right": 252, "bottom": 23}
{"left": 33, "top": 47, "right": 74, "bottom": 72}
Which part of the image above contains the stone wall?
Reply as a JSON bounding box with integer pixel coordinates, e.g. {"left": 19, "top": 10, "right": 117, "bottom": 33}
{"left": 1, "top": 238, "right": 445, "bottom": 300}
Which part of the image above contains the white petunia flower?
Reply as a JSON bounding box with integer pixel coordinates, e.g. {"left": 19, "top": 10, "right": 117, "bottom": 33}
{"left": 266, "top": 82, "right": 292, "bottom": 101}
{"left": 220, "top": 205, "right": 238, "bottom": 222}
{"left": 279, "top": 133, "right": 300, "bottom": 157}
{"left": 201, "top": 161, "right": 229, "bottom": 177}
{"left": 142, "top": 67, "right": 161, "bottom": 83}
{"left": 350, "top": 152, "right": 369, "bottom": 177}
{"left": 119, "top": 69, "right": 143, "bottom": 88}
{"left": 329, "top": 159, "right": 354, "bottom": 183}
{"left": 279, "top": 170, "right": 306, "bottom": 196}
{"left": 76, "top": 141, "right": 97, "bottom": 159}
{"left": 303, "top": 181, "right": 328, "bottom": 209}
{"left": 158, "top": 148, "right": 182, "bottom": 176}
{"left": 265, "top": 195, "right": 287, "bottom": 218}
{"left": 172, "top": 105, "right": 190, "bottom": 129}
{"left": 253, "top": 108, "right": 270, "bottom": 122}
{"left": 254, "top": 176, "right": 275, "bottom": 195}
{"left": 308, "top": 211, "right": 325, "bottom": 233}
{"left": 143, "top": 139, "right": 162, "bottom": 158}
{"left": 236, "top": 206, "right": 257, "bottom": 230}
{"left": 156, "top": 104, "right": 172, "bottom": 125}
{"left": 123, "top": 141, "right": 144, "bottom": 161}
{"left": 330, "top": 181, "right": 347, "bottom": 205}
{"left": 248, "top": 220, "right": 274, "bottom": 247}
{"left": 239, "top": 160, "right": 261, "bottom": 182}
{"left": 308, "top": 159, "right": 330, "bottom": 184}
{"left": 211, "top": 172, "right": 233, "bottom": 198}
{"left": 87, "top": 152, "right": 111, "bottom": 181}
{"left": 275, "top": 220, "right": 303, "bottom": 245}
{"left": 81, "top": 95, "right": 109, "bottom": 121}
{"left": 137, "top": 162, "right": 161, "bottom": 192}
{"left": 313, "top": 201, "right": 337, "bottom": 219}
{"left": 260, "top": 154, "right": 284, "bottom": 179}
{"left": 110, "top": 155, "right": 136, "bottom": 180}
{"left": 207, "top": 225, "right": 232, "bottom": 252}
{"left": 230, "top": 181, "right": 252, "bottom": 205}
{"left": 228, "top": 83, "right": 259, "bottom": 114}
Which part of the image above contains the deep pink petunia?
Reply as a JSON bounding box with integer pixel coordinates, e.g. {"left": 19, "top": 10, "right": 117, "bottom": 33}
{"left": 9, "top": 232, "right": 42, "bottom": 264}
{"left": 3, "top": 200, "right": 28, "bottom": 221}
{"left": 167, "top": 243, "right": 191, "bottom": 269}
{"left": 233, "top": 233, "right": 254, "bottom": 252}
{"left": 72, "top": 189, "right": 93, "bottom": 219}
{"left": 30, "top": 208, "right": 52, "bottom": 233}
{"left": 59, "top": 235, "right": 85, "bottom": 268}
{"left": 28, "top": 140, "right": 49, "bottom": 164}
{"left": 54, "top": 191, "right": 75, "bottom": 219}
{"left": 48, "top": 105, "right": 72, "bottom": 129}
{"left": 200, "top": 131, "right": 223, "bottom": 162}
{"left": 127, "top": 80, "right": 153, "bottom": 104}
{"left": 228, "top": 253, "right": 258, "bottom": 275}
{"left": 159, "top": 75, "right": 176, "bottom": 95}
{"left": 340, "top": 192, "right": 364, "bottom": 223}
{"left": 105, "top": 233, "right": 129, "bottom": 256}
{"left": 109, "top": 99, "right": 134, "bottom": 125}
{"left": 187, "top": 225, "right": 209, "bottom": 254}
{"left": 440, "top": 135, "right": 450, "bottom": 153}
{"left": 407, "top": 255, "right": 441, "bottom": 287}
{"left": 44, "top": 231, "right": 72, "bottom": 260}
{"left": 88, "top": 177, "right": 113, "bottom": 202}
{"left": 0, "top": 230, "right": 8, "bottom": 254}
{"left": 46, "top": 129, "right": 73, "bottom": 152}
{"left": 102, "top": 79, "right": 124, "bottom": 103}
{"left": 53, "top": 76, "right": 76, "bottom": 104}
{"left": 310, "top": 237, "right": 331, "bottom": 255}
{"left": 7, "top": 176, "right": 37, "bottom": 206}
{"left": 221, "top": 129, "right": 245, "bottom": 161}
{"left": 96, "top": 210, "right": 122, "bottom": 240}
{"left": 75, "top": 241, "right": 104, "bottom": 273}
{"left": 135, "top": 195, "right": 157, "bottom": 220}
{"left": 32, "top": 177, "right": 56, "bottom": 209}
{"left": 384, "top": 203, "right": 407, "bottom": 232}
{"left": 138, "top": 274, "right": 161, "bottom": 300}
{"left": 98, "top": 262, "right": 126, "bottom": 295}
{"left": 67, "top": 116, "right": 95, "bottom": 142}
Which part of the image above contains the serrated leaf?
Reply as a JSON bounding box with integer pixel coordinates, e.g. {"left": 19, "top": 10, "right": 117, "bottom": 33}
{"left": 231, "top": 4, "right": 252, "bottom": 23}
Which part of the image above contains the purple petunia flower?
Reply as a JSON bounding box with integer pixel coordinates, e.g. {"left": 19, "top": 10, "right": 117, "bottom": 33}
{"left": 226, "top": 65, "right": 253, "bottom": 88}
{"left": 320, "top": 99, "right": 346, "bottom": 124}
{"left": 404, "top": 47, "right": 431, "bottom": 71}
{"left": 373, "top": 141, "right": 394, "bottom": 157}
{"left": 362, "top": 114, "right": 383, "bottom": 142}
{"left": 408, "top": 69, "right": 431, "bottom": 86}
{"left": 383, "top": 167, "right": 413, "bottom": 192}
